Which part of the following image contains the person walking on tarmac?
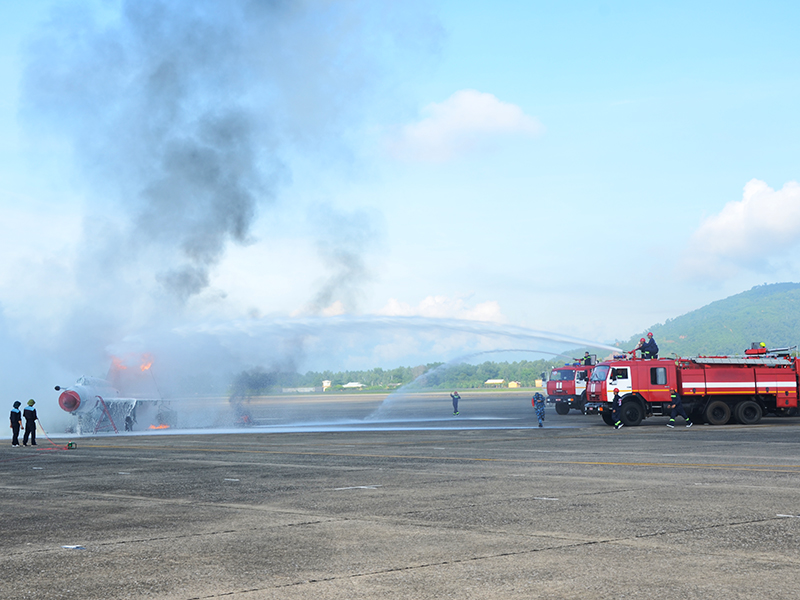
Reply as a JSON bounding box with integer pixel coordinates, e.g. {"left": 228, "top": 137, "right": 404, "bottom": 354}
{"left": 532, "top": 392, "right": 546, "bottom": 427}
{"left": 612, "top": 388, "right": 624, "bottom": 429}
{"left": 450, "top": 391, "right": 461, "bottom": 415}
{"left": 10, "top": 400, "right": 22, "bottom": 447}
{"left": 22, "top": 399, "right": 37, "bottom": 446}
{"left": 667, "top": 389, "right": 692, "bottom": 428}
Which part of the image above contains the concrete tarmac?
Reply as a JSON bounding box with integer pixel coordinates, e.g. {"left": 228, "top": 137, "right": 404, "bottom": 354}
{"left": 3, "top": 392, "right": 800, "bottom": 599}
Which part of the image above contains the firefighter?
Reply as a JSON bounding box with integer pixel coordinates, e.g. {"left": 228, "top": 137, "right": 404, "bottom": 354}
{"left": 612, "top": 388, "right": 623, "bottom": 429}
{"left": 642, "top": 332, "right": 659, "bottom": 359}
{"left": 450, "top": 391, "right": 460, "bottom": 415}
{"left": 582, "top": 352, "right": 592, "bottom": 366}
{"left": 22, "top": 399, "right": 38, "bottom": 446}
{"left": 667, "top": 389, "right": 692, "bottom": 428}
{"left": 10, "top": 400, "right": 22, "bottom": 447}
{"left": 532, "top": 392, "right": 546, "bottom": 427}
{"left": 631, "top": 333, "right": 659, "bottom": 359}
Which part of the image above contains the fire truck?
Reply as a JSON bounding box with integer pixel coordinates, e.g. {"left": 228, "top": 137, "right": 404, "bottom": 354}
{"left": 546, "top": 355, "right": 595, "bottom": 414}
{"left": 583, "top": 345, "right": 798, "bottom": 426}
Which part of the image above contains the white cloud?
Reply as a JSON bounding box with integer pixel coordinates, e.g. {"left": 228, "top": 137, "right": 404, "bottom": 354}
{"left": 377, "top": 295, "right": 505, "bottom": 322}
{"left": 681, "top": 179, "right": 800, "bottom": 280}
{"left": 385, "top": 89, "right": 542, "bottom": 162}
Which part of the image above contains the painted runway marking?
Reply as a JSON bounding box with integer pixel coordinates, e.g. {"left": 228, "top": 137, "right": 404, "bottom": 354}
{"left": 224, "top": 478, "right": 240, "bottom": 482}
{"left": 334, "top": 485, "right": 382, "bottom": 490}
{"left": 118, "top": 472, "right": 131, "bottom": 475}
{"left": 533, "top": 497, "right": 559, "bottom": 501}
{"left": 777, "top": 514, "right": 800, "bottom": 518}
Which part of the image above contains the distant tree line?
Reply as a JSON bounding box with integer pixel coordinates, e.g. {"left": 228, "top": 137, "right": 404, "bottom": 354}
{"left": 229, "top": 358, "right": 568, "bottom": 396}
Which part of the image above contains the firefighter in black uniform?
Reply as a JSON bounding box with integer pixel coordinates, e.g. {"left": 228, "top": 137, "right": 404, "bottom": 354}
{"left": 612, "top": 388, "right": 623, "bottom": 429}
{"left": 667, "top": 389, "right": 692, "bottom": 428}
{"left": 10, "top": 400, "right": 22, "bottom": 447}
{"left": 22, "top": 399, "right": 37, "bottom": 446}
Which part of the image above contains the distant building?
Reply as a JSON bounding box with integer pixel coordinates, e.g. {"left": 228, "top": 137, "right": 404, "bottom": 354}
{"left": 508, "top": 381, "right": 521, "bottom": 388}
{"left": 484, "top": 379, "right": 505, "bottom": 387}
{"left": 322, "top": 380, "right": 332, "bottom": 391}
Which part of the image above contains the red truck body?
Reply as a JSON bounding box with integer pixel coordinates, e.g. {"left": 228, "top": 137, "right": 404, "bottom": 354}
{"left": 546, "top": 362, "right": 594, "bottom": 414}
{"left": 583, "top": 348, "right": 798, "bottom": 426}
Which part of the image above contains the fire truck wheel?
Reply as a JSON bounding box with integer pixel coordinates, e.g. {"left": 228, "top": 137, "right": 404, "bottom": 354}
{"left": 555, "top": 402, "right": 570, "bottom": 415}
{"left": 620, "top": 401, "right": 643, "bottom": 427}
{"left": 705, "top": 400, "right": 731, "bottom": 425}
{"left": 601, "top": 411, "right": 615, "bottom": 426}
{"left": 734, "top": 400, "right": 762, "bottom": 425}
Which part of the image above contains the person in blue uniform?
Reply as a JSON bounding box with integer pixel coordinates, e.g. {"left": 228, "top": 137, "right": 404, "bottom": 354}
{"left": 22, "top": 399, "right": 37, "bottom": 446}
{"left": 450, "top": 391, "right": 460, "bottom": 415}
{"left": 667, "top": 389, "right": 692, "bottom": 428}
{"left": 640, "top": 332, "right": 659, "bottom": 359}
{"left": 10, "top": 401, "right": 22, "bottom": 447}
{"left": 532, "top": 392, "right": 546, "bottom": 427}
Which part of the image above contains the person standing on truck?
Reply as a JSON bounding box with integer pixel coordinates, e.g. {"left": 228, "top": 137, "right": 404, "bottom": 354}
{"left": 532, "top": 392, "right": 546, "bottom": 427}
{"left": 612, "top": 388, "right": 624, "bottom": 429}
{"left": 642, "top": 332, "right": 659, "bottom": 359}
{"left": 666, "top": 389, "right": 692, "bottom": 428}
{"left": 630, "top": 333, "right": 659, "bottom": 359}
{"left": 450, "top": 391, "right": 460, "bottom": 415}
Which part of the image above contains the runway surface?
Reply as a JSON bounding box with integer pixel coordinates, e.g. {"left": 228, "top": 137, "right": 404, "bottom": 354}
{"left": 3, "top": 391, "right": 800, "bottom": 599}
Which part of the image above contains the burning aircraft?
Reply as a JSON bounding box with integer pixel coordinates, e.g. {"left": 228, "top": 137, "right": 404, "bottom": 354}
{"left": 56, "top": 355, "right": 176, "bottom": 434}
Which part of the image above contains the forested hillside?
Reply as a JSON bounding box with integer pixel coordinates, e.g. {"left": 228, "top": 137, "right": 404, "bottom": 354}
{"left": 230, "top": 358, "right": 566, "bottom": 395}
{"left": 623, "top": 283, "right": 800, "bottom": 357}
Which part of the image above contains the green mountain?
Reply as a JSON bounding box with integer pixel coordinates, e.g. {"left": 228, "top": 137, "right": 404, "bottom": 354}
{"left": 623, "top": 282, "right": 800, "bottom": 357}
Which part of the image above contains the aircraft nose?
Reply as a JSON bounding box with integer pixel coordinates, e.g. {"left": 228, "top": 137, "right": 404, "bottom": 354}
{"left": 58, "top": 390, "right": 81, "bottom": 412}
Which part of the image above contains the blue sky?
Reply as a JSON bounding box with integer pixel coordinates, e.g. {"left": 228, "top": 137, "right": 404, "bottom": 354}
{"left": 1, "top": 0, "right": 799, "bottom": 402}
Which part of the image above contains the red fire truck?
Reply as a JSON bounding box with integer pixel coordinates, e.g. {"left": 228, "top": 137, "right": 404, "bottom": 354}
{"left": 546, "top": 356, "right": 595, "bottom": 414}
{"left": 583, "top": 345, "right": 798, "bottom": 426}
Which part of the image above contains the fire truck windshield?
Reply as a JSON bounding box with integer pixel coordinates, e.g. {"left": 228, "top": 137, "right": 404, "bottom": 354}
{"left": 589, "top": 365, "right": 609, "bottom": 382}
{"left": 549, "top": 369, "right": 575, "bottom": 381}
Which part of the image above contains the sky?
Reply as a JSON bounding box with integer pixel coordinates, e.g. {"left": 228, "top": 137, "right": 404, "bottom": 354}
{"left": 1, "top": 0, "right": 799, "bottom": 410}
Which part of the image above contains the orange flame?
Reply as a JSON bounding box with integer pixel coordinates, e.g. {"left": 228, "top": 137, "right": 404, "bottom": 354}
{"left": 148, "top": 424, "right": 170, "bottom": 429}
{"left": 140, "top": 354, "right": 154, "bottom": 372}
{"left": 111, "top": 356, "right": 128, "bottom": 371}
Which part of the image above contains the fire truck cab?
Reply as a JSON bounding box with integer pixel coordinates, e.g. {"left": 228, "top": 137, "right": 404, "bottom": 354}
{"left": 546, "top": 357, "right": 595, "bottom": 414}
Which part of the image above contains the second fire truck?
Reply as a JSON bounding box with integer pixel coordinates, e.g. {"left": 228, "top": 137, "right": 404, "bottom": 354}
{"left": 546, "top": 355, "right": 596, "bottom": 414}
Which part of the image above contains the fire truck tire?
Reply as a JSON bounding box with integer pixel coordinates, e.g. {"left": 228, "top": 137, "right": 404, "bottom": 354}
{"left": 734, "top": 400, "right": 762, "bottom": 425}
{"left": 620, "top": 401, "right": 643, "bottom": 427}
{"left": 705, "top": 400, "right": 731, "bottom": 425}
{"left": 601, "top": 411, "right": 615, "bottom": 426}
{"left": 555, "top": 402, "right": 570, "bottom": 415}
